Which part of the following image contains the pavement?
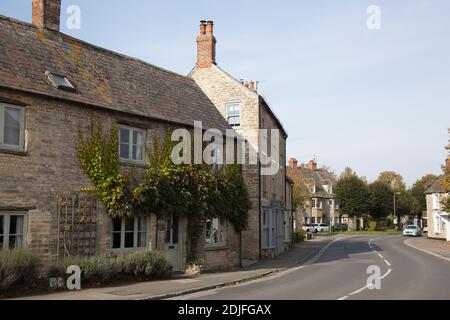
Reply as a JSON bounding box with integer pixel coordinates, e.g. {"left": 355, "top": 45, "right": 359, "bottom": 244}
{"left": 176, "top": 235, "right": 450, "bottom": 300}
{"left": 404, "top": 236, "right": 450, "bottom": 261}
{"left": 14, "top": 235, "right": 333, "bottom": 300}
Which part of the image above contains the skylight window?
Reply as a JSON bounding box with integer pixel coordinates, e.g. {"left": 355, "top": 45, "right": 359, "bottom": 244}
{"left": 45, "top": 71, "right": 76, "bottom": 91}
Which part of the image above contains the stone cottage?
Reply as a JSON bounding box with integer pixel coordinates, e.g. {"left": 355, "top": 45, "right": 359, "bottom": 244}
{"left": 189, "top": 21, "right": 292, "bottom": 261}
{"left": 0, "top": 0, "right": 245, "bottom": 272}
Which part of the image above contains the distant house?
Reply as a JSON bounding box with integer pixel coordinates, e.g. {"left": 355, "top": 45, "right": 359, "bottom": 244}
{"left": 287, "top": 159, "right": 354, "bottom": 231}
{"left": 425, "top": 176, "right": 450, "bottom": 241}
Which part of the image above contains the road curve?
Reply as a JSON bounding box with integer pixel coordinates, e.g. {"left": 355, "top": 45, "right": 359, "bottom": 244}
{"left": 179, "top": 235, "right": 450, "bottom": 300}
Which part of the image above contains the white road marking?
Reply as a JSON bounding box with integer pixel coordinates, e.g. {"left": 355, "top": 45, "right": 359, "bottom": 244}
{"left": 172, "top": 238, "right": 340, "bottom": 300}
{"left": 338, "top": 238, "right": 393, "bottom": 300}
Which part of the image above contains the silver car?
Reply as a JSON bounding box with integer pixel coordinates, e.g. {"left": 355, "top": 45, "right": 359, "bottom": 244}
{"left": 403, "top": 225, "right": 421, "bottom": 237}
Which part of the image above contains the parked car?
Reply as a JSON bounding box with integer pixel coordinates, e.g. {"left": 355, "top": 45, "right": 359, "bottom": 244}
{"left": 332, "top": 223, "right": 349, "bottom": 232}
{"left": 302, "top": 224, "right": 317, "bottom": 233}
{"left": 316, "top": 224, "right": 330, "bottom": 233}
{"left": 403, "top": 225, "right": 422, "bottom": 237}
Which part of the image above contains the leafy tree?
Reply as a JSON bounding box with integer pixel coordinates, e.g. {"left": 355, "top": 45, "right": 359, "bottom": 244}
{"left": 410, "top": 174, "right": 439, "bottom": 213}
{"left": 335, "top": 168, "right": 370, "bottom": 222}
{"left": 287, "top": 167, "right": 312, "bottom": 211}
{"left": 368, "top": 181, "right": 393, "bottom": 226}
{"left": 377, "top": 171, "right": 406, "bottom": 193}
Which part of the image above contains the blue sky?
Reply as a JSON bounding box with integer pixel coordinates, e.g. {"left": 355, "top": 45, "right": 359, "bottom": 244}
{"left": 1, "top": 0, "right": 449, "bottom": 186}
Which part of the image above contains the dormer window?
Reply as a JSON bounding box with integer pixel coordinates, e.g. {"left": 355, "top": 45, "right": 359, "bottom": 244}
{"left": 45, "top": 71, "right": 76, "bottom": 91}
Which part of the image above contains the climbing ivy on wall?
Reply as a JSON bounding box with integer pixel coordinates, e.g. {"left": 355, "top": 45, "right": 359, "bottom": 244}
{"left": 77, "top": 123, "right": 251, "bottom": 260}
{"left": 77, "top": 122, "right": 135, "bottom": 218}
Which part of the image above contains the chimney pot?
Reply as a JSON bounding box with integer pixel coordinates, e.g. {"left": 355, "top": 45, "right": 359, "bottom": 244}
{"left": 199, "top": 21, "right": 207, "bottom": 35}
{"left": 206, "top": 20, "right": 214, "bottom": 35}
{"left": 288, "top": 158, "right": 298, "bottom": 169}
{"left": 307, "top": 160, "right": 317, "bottom": 170}
{"left": 32, "top": 0, "right": 61, "bottom": 31}
{"left": 248, "top": 80, "right": 255, "bottom": 91}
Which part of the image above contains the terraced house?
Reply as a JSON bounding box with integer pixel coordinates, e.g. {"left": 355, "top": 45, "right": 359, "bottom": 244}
{"left": 189, "top": 21, "right": 292, "bottom": 261}
{"left": 287, "top": 158, "right": 352, "bottom": 231}
{"left": 0, "top": 0, "right": 249, "bottom": 272}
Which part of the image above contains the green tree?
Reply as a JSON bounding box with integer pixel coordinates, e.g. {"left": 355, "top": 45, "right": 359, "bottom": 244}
{"left": 377, "top": 171, "right": 406, "bottom": 193}
{"left": 410, "top": 174, "right": 439, "bottom": 213}
{"left": 287, "top": 167, "right": 312, "bottom": 211}
{"left": 335, "top": 169, "right": 370, "bottom": 222}
{"left": 442, "top": 129, "right": 450, "bottom": 211}
{"left": 368, "top": 181, "right": 393, "bottom": 227}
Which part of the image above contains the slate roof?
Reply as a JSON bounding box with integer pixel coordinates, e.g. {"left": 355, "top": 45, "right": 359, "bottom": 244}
{"left": 425, "top": 176, "right": 445, "bottom": 194}
{"left": 0, "top": 15, "right": 231, "bottom": 131}
{"left": 288, "top": 166, "right": 336, "bottom": 199}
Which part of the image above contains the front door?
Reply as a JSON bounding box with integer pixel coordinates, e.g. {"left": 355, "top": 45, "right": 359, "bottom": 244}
{"left": 164, "top": 214, "right": 182, "bottom": 272}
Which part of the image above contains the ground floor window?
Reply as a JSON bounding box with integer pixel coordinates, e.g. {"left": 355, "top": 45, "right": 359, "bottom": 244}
{"left": 0, "top": 212, "right": 27, "bottom": 250}
{"left": 205, "top": 217, "right": 226, "bottom": 247}
{"left": 112, "top": 215, "right": 148, "bottom": 250}
{"left": 311, "top": 217, "right": 316, "bottom": 223}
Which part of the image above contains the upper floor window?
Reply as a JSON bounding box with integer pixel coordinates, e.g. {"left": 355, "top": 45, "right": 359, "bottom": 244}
{"left": 432, "top": 194, "right": 440, "bottom": 210}
{"left": 0, "top": 103, "right": 25, "bottom": 152}
{"left": 119, "top": 126, "right": 145, "bottom": 164}
{"left": 0, "top": 212, "right": 27, "bottom": 250}
{"left": 226, "top": 103, "right": 241, "bottom": 127}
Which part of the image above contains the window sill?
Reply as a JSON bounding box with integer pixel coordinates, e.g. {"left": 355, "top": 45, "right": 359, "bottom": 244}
{"left": 111, "top": 247, "right": 147, "bottom": 253}
{"left": 0, "top": 148, "right": 28, "bottom": 156}
{"left": 205, "top": 245, "right": 229, "bottom": 251}
{"left": 119, "top": 161, "right": 148, "bottom": 168}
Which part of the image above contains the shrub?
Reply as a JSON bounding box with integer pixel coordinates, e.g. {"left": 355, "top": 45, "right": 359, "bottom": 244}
{"left": 116, "top": 251, "right": 172, "bottom": 279}
{"left": 56, "top": 250, "right": 172, "bottom": 286}
{"left": 295, "top": 229, "right": 306, "bottom": 242}
{"left": 0, "top": 250, "right": 39, "bottom": 292}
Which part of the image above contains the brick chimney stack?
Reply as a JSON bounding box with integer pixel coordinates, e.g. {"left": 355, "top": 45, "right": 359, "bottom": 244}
{"left": 288, "top": 158, "right": 298, "bottom": 168}
{"left": 307, "top": 160, "right": 317, "bottom": 170}
{"left": 32, "top": 0, "right": 61, "bottom": 31}
{"left": 196, "top": 20, "right": 216, "bottom": 68}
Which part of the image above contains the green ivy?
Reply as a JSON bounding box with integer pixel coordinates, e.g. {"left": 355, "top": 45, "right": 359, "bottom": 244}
{"left": 77, "top": 121, "right": 134, "bottom": 218}
{"left": 78, "top": 124, "right": 251, "bottom": 260}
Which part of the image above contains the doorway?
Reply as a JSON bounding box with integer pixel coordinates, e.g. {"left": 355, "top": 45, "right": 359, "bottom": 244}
{"left": 164, "top": 214, "right": 182, "bottom": 272}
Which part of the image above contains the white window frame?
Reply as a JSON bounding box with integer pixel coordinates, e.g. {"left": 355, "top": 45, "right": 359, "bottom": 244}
{"left": 433, "top": 212, "right": 441, "bottom": 234}
{"left": 226, "top": 102, "right": 241, "bottom": 128}
{"left": 0, "top": 212, "right": 28, "bottom": 250}
{"left": 0, "top": 103, "right": 25, "bottom": 152}
{"left": 118, "top": 125, "right": 146, "bottom": 164}
{"left": 432, "top": 193, "right": 440, "bottom": 210}
{"left": 205, "top": 217, "right": 227, "bottom": 247}
{"left": 111, "top": 215, "right": 148, "bottom": 251}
